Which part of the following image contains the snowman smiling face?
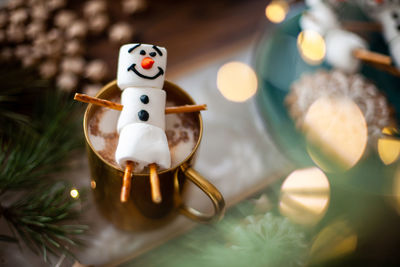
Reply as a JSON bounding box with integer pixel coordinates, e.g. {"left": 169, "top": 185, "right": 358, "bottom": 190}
{"left": 117, "top": 43, "right": 167, "bottom": 90}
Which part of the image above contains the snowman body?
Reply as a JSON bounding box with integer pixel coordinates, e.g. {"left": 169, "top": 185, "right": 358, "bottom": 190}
{"left": 114, "top": 43, "right": 170, "bottom": 171}
{"left": 302, "top": 0, "right": 400, "bottom": 71}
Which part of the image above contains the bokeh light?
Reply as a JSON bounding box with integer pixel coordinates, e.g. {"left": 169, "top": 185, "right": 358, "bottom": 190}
{"left": 70, "top": 188, "right": 79, "bottom": 199}
{"left": 310, "top": 220, "right": 357, "bottom": 264}
{"left": 378, "top": 127, "right": 400, "bottom": 165}
{"left": 91, "top": 180, "right": 97, "bottom": 189}
{"left": 279, "top": 167, "right": 330, "bottom": 225}
{"left": 217, "top": 61, "right": 258, "bottom": 102}
{"left": 392, "top": 166, "right": 400, "bottom": 215}
{"left": 297, "top": 30, "right": 326, "bottom": 65}
{"left": 303, "top": 97, "right": 368, "bottom": 172}
{"left": 265, "top": 0, "right": 289, "bottom": 24}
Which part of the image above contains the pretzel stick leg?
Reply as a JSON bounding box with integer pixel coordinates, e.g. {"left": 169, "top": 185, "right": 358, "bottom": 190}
{"left": 149, "top": 163, "right": 162, "bottom": 204}
{"left": 74, "top": 93, "right": 207, "bottom": 113}
{"left": 120, "top": 161, "right": 134, "bottom": 203}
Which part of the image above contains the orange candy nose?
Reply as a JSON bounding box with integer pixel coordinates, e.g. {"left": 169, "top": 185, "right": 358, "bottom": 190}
{"left": 141, "top": 57, "right": 155, "bottom": 69}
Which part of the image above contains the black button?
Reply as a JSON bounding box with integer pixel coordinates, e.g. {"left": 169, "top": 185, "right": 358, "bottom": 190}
{"left": 138, "top": 110, "right": 149, "bottom": 121}
{"left": 140, "top": 95, "right": 149, "bottom": 104}
{"left": 392, "top": 12, "right": 398, "bottom": 19}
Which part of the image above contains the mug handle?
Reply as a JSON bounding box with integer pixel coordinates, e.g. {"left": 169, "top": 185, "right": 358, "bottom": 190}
{"left": 174, "top": 166, "right": 225, "bottom": 223}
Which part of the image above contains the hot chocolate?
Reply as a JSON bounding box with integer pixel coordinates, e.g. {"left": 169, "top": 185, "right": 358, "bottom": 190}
{"left": 87, "top": 91, "right": 200, "bottom": 172}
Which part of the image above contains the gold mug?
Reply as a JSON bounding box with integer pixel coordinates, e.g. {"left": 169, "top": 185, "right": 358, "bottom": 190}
{"left": 83, "top": 80, "right": 225, "bottom": 231}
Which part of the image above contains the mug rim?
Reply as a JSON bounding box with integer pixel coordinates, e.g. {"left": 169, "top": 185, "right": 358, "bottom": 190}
{"left": 83, "top": 80, "right": 204, "bottom": 176}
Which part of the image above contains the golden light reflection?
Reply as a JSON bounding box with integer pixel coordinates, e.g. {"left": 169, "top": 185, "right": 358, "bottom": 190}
{"left": 297, "top": 30, "right": 326, "bottom": 65}
{"left": 392, "top": 166, "right": 400, "bottom": 215}
{"left": 265, "top": 0, "right": 289, "bottom": 24}
{"left": 310, "top": 220, "right": 357, "bottom": 264}
{"left": 303, "top": 97, "right": 368, "bottom": 172}
{"left": 378, "top": 127, "right": 400, "bottom": 165}
{"left": 91, "top": 180, "right": 97, "bottom": 189}
{"left": 216, "top": 61, "right": 258, "bottom": 102}
{"left": 279, "top": 167, "right": 330, "bottom": 226}
{"left": 70, "top": 188, "right": 79, "bottom": 199}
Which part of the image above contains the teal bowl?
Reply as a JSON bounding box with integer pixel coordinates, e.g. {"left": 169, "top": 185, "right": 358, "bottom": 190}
{"left": 254, "top": 6, "right": 400, "bottom": 192}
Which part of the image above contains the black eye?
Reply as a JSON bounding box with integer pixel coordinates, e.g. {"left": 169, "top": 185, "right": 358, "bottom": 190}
{"left": 149, "top": 52, "right": 156, "bottom": 57}
{"left": 392, "top": 12, "right": 398, "bottom": 19}
{"left": 140, "top": 50, "right": 146, "bottom": 55}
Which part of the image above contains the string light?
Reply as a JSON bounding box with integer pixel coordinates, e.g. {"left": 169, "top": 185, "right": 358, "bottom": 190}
{"left": 217, "top": 61, "right": 258, "bottom": 102}
{"left": 297, "top": 30, "right": 326, "bottom": 65}
{"left": 310, "top": 220, "right": 357, "bottom": 264}
{"left": 279, "top": 167, "right": 330, "bottom": 225}
{"left": 70, "top": 188, "right": 79, "bottom": 199}
{"left": 303, "top": 97, "right": 367, "bottom": 171}
{"left": 265, "top": 0, "right": 289, "bottom": 24}
{"left": 378, "top": 127, "right": 400, "bottom": 165}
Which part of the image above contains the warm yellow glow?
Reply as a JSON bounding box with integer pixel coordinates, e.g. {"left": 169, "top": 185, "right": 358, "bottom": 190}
{"left": 378, "top": 127, "right": 400, "bottom": 165}
{"left": 279, "top": 167, "right": 330, "bottom": 225}
{"left": 265, "top": 0, "right": 289, "bottom": 24}
{"left": 303, "top": 97, "right": 368, "bottom": 172}
{"left": 310, "top": 220, "right": 357, "bottom": 264}
{"left": 297, "top": 30, "right": 326, "bottom": 65}
{"left": 91, "top": 180, "right": 97, "bottom": 189}
{"left": 392, "top": 166, "right": 400, "bottom": 215}
{"left": 217, "top": 62, "right": 258, "bottom": 102}
{"left": 70, "top": 188, "right": 79, "bottom": 199}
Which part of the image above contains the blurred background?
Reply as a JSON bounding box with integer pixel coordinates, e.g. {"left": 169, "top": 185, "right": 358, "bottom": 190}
{"left": 1, "top": 0, "right": 400, "bottom": 266}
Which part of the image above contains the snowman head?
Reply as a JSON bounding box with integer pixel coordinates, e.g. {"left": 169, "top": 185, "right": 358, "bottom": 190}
{"left": 117, "top": 43, "right": 167, "bottom": 90}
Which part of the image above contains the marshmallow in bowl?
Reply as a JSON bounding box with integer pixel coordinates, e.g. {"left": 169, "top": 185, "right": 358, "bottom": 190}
{"left": 325, "top": 28, "right": 368, "bottom": 73}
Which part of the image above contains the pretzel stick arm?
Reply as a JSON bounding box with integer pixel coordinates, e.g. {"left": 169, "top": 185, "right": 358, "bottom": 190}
{"left": 74, "top": 93, "right": 123, "bottom": 111}
{"left": 353, "top": 48, "right": 392, "bottom": 66}
{"left": 165, "top": 104, "right": 207, "bottom": 114}
{"left": 74, "top": 93, "right": 207, "bottom": 113}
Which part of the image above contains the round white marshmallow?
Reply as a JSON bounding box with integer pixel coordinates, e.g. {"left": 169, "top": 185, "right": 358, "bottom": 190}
{"left": 117, "top": 87, "right": 166, "bottom": 133}
{"left": 325, "top": 28, "right": 368, "bottom": 73}
{"left": 300, "top": 3, "right": 339, "bottom": 35}
{"left": 117, "top": 43, "right": 167, "bottom": 90}
{"left": 115, "top": 123, "right": 171, "bottom": 171}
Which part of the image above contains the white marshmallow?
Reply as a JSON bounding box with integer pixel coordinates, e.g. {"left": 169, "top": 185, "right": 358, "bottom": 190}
{"left": 115, "top": 123, "right": 171, "bottom": 171}
{"left": 117, "top": 87, "right": 166, "bottom": 133}
{"left": 117, "top": 43, "right": 167, "bottom": 90}
{"left": 305, "top": 0, "right": 323, "bottom": 7}
{"left": 300, "top": 3, "right": 339, "bottom": 35}
{"left": 389, "top": 37, "right": 400, "bottom": 68}
{"left": 325, "top": 28, "right": 368, "bottom": 73}
{"left": 375, "top": 7, "right": 400, "bottom": 67}
{"left": 376, "top": 7, "right": 400, "bottom": 42}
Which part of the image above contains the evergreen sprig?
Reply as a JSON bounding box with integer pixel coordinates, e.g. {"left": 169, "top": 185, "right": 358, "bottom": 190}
{"left": 2, "top": 183, "right": 88, "bottom": 262}
{"left": 0, "top": 63, "right": 86, "bottom": 263}
{"left": 133, "top": 208, "right": 309, "bottom": 267}
{"left": 0, "top": 92, "right": 82, "bottom": 192}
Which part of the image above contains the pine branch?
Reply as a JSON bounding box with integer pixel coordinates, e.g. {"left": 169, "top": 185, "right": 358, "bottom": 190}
{"left": 0, "top": 63, "right": 87, "bottom": 262}
{"left": 2, "top": 182, "right": 88, "bottom": 262}
{"left": 0, "top": 91, "right": 82, "bottom": 192}
{"left": 134, "top": 202, "right": 309, "bottom": 267}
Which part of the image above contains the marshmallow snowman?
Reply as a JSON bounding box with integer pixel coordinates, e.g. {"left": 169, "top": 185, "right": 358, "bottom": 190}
{"left": 114, "top": 43, "right": 171, "bottom": 171}
{"left": 302, "top": 0, "right": 400, "bottom": 71}
{"left": 374, "top": 5, "right": 400, "bottom": 68}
